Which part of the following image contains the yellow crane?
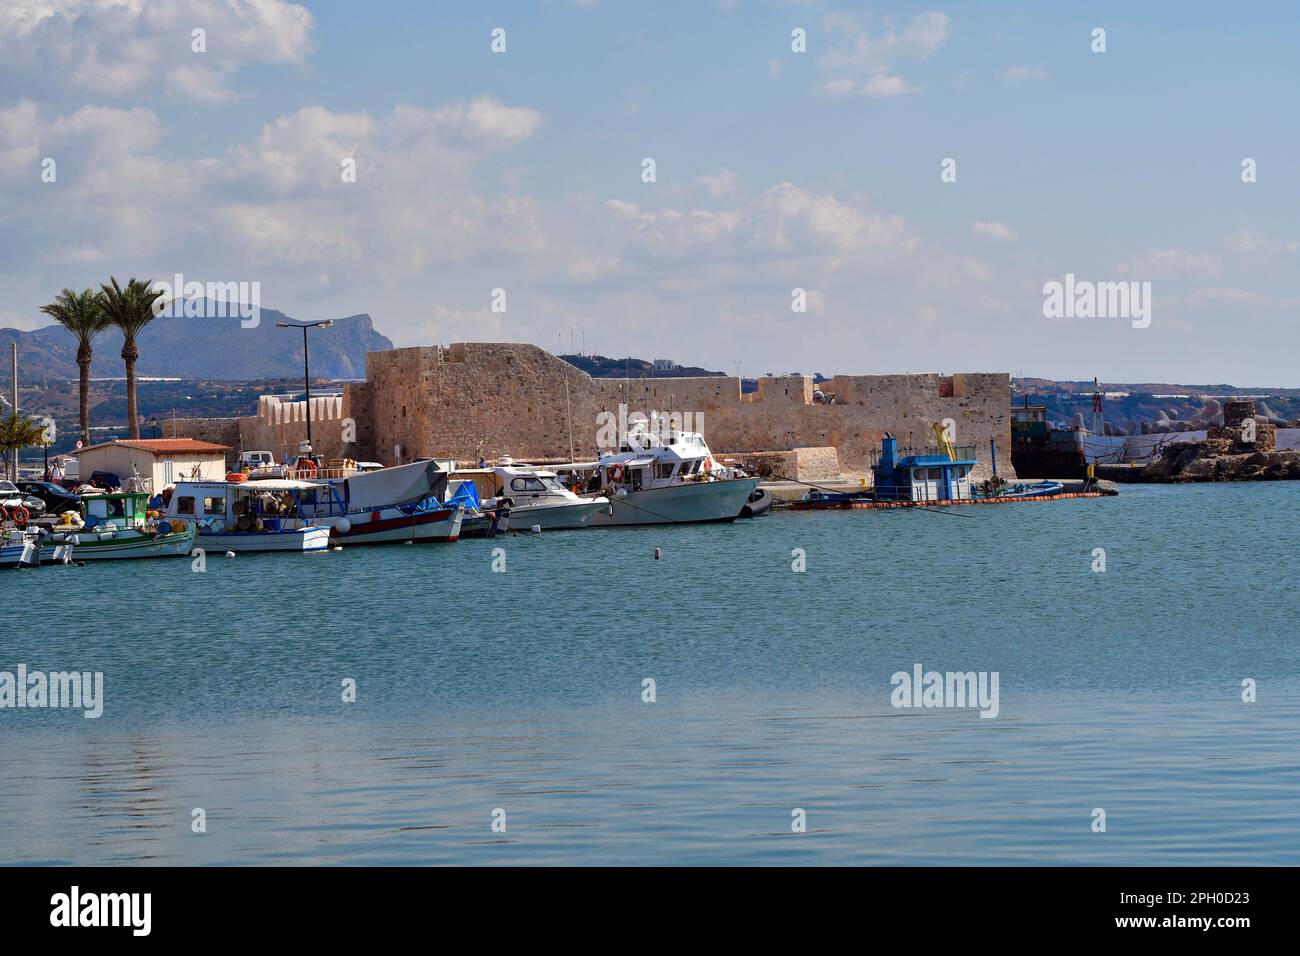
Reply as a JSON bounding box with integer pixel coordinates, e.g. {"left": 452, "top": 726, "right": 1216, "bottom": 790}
{"left": 932, "top": 421, "right": 956, "bottom": 461}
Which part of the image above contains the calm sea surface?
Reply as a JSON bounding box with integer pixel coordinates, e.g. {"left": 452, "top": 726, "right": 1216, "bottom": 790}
{"left": 2, "top": 482, "right": 1298, "bottom": 865}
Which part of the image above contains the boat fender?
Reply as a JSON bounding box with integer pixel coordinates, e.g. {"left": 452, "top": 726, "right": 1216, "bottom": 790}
{"left": 336, "top": 517, "right": 352, "bottom": 534}
{"left": 225, "top": 551, "right": 236, "bottom": 558}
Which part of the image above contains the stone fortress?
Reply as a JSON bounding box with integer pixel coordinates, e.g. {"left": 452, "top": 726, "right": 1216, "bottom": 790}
{"left": 236, "top": 343, "right": 1015, "bottom": 481}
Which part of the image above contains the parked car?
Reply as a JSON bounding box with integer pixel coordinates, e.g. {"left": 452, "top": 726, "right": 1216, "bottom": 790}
{"left": 15, "top": 480, "right": 81, "bottom": 516}
{"left": 0, "top": 480, "right": 48, "bottom": 518}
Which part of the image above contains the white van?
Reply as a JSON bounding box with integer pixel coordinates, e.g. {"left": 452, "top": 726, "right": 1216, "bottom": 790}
{"left": 238, "top": 450, "right": 276, "bottom": 471}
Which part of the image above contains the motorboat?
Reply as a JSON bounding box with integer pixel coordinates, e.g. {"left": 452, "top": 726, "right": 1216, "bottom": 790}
{"left": 550, "top": 422, "right": 759, "bottom": 526}
{"left": 451, "top": 458, "right": 609, "bottom": 531}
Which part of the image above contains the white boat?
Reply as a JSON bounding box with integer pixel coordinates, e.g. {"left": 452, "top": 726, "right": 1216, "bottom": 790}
{"left": 165, "top": 480, "right": 331, "bottom": 553}
{"left": 495, "top": 463, "right": 610, "bottom": 530}
{"left": 39, "top": 492, "right": 195, "bottom": 561}
{"left": 451, "top": 458, "right": 609, "bottom": 531}
{"left": 297, "top": 458, "right": 463, "bottom": 544}
{"left": 551, "top": 423, "right": 760, "bottom": 526}
{"left": 1, "top": 527, "right": 44, "bottom": 568}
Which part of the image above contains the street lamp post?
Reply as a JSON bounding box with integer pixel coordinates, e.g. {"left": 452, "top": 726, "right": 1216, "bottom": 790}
{"left": 275, "top": 319, "right": 334, "bottom": 461}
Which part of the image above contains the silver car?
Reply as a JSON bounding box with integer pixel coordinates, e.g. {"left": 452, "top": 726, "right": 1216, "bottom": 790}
{"left": 0, "top": 480, "right": 47, "bottom": 518}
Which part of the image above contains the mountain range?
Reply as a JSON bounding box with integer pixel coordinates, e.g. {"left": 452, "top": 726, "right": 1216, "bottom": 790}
{"left": 0, "top": 306, "right": 393, "bottom": 383}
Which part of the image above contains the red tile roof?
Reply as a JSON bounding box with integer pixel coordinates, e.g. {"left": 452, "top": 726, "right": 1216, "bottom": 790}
{"left": 80, "top": 438, "right": 232, "bottom": 455}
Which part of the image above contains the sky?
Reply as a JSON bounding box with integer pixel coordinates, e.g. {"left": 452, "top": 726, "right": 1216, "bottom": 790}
{"left": 1, "top": 0, "right": 1298, "bottom": 385}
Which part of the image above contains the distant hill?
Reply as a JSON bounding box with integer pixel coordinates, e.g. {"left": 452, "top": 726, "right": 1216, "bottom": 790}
{"left": 560, "top": 354, "right": 726, "bottom": 379}
{"left": 0, "top": 305, "right": 392, "bottom": 383}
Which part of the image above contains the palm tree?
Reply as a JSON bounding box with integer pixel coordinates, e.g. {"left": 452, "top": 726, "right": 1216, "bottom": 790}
{"left": 98, "top": 276, "right": 163, "bottom": 440}
{"left": 40, "top": 288, "right": 109, "bottom": 447}
{"left": 0, "top": 414, "right": 48, "bottom": 481}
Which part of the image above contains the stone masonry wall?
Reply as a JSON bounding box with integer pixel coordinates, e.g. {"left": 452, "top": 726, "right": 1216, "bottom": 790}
{"left": 343, "top": 343, "right": 1014, "bottom": 480}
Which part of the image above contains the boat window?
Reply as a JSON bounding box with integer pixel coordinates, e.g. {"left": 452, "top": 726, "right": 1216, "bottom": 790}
{"left": 204, "top": 496, "right": 225, "bottom": 515}
{"left": 510, "top": 477, "right": 547, "bottom": 493}
{"left": 541, "top": 476, "right": 567, "bottom": 493}
{"left": 655, "top": 462, "right": 675, "bottom": 479}
{"left": 912, "top": 469, "right": 925, "bottom": 481}
{"left": 928, "top": 467, "right": 943, "bottom": 480}
{"left": 107, "top": 498, "right": 126, "bottom": 519}
{"left": 177, "top": 496, "right": 195, "bottom": 515}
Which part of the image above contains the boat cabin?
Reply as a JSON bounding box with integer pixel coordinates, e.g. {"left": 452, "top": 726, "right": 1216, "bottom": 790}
{"left": 872, "top": 435, "right": 976, "bottom": 502}
{"left": 82, "top": 492, "right": 151, "bottom": 530}
{"left": 552, "top": 423, "right": 725, "bottom": 493}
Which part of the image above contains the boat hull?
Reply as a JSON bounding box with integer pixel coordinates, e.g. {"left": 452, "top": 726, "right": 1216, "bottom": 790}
{"left": 40, "top": 525, "right": 196, "bottom": 561}
{"left": 327, "top": 506, "right": 462, "bottom": 545}
{"left": 585, "top": 478, "right": 760, "bottom": 527}
{"left": 507, "top": 499, "right": 609, "bottom": 530}
{"left": 195, "top": 526, "right": 331, "bottom": 553}
{"left": 1, "top": 531, "right": 42, "bottom": 568}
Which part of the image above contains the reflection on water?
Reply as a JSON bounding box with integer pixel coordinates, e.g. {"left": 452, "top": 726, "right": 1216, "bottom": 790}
{"left": 2, "top": 483, "right": 1298, "bottom": 864}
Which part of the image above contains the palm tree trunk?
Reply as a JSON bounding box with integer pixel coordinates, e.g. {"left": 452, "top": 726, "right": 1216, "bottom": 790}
{"left": 123, "top": 339, "right": 140, "bottom": 440}
{"left": 77, "top": 344, "right": 92, "bottom": 446}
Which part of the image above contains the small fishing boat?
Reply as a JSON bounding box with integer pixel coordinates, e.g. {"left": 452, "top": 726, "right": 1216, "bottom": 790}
{"left": 41, "top": 492, "right": 195, "bottom": 561}
{"left": 788, "top": 488, "right": 877, "bottom": 510}
{"left": 166, "top": 480, "right": 330, "bottom": 553}
{"left": 443, "top": 478, "right": 510, "bottom": 538}
{"left": 486, "top": 459, "right": 609, "bottom": 530}
{"left": 1, "top": 527, "right": 44, "bottom": 569}
{"left": 297, "top": 459, "right": 463, "bottom": 544}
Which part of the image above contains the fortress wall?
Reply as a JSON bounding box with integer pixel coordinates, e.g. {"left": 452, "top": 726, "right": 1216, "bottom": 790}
{"left": 353, "top": 343, "right": 1014, "bottom": 479}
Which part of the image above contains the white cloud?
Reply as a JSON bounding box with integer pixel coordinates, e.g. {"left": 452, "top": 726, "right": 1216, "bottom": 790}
{"left": 972, "top": 220, "right": 1015, "bottom": 240}
{"left": 697, "top": 168, "right": 740, "bottom": 200}
{"left": 820, "top": 12, "right": 949, "bottom": 97}
{"left": 1118, "top": 248, "right": 1221, "bottom": 280}
{"left": 0, "top": 0, "right": 315, "bottom": 102}
{"left": 1004, "top": 65, "right": 1047, "bottom": 83}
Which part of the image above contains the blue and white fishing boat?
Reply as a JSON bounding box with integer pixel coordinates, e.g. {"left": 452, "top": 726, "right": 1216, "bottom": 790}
{"left": 165, "top": 479, "right": 330, "bottom": 553}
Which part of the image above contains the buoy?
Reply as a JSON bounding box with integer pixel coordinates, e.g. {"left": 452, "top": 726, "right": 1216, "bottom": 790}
{"left": 655, "top": 547, "right": 661, "bottom": 560}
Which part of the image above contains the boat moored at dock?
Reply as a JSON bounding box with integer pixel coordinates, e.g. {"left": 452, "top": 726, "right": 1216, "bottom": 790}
{"left": 42, "top": 492, "right": 195, "bottom": 561}
{"left": 551, "top": 422, "right": 760, "bottom": 526}
{"left": 165, "top": 480, "right": 331, "bottom": 553}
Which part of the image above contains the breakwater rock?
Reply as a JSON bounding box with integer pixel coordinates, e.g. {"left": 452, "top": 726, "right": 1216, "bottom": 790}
{"left": 1143, "top": 439, "right": 1300, "bottom": 482}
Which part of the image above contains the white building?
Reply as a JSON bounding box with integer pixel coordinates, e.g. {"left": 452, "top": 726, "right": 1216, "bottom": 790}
{"left": 74, "top": 438, "right": 232, "bottom": 490}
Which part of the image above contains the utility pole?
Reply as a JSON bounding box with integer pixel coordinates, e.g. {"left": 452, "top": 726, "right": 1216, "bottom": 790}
{"left": 9, "top": 343, "right": 17, "bottom": 480}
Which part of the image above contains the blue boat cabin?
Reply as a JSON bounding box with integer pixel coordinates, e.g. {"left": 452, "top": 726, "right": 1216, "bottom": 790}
{"left": 872, "top": 435, "right": 976, "bottom": 502}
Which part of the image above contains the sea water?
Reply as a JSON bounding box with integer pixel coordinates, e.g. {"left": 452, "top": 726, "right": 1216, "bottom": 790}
{"left": 1, "top": 482, "right": 1297, "bottom": 864}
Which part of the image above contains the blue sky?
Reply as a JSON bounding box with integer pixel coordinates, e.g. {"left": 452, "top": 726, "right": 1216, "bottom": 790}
{"left": 2, "top": 1, "right": 1298, "bottom": 384}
